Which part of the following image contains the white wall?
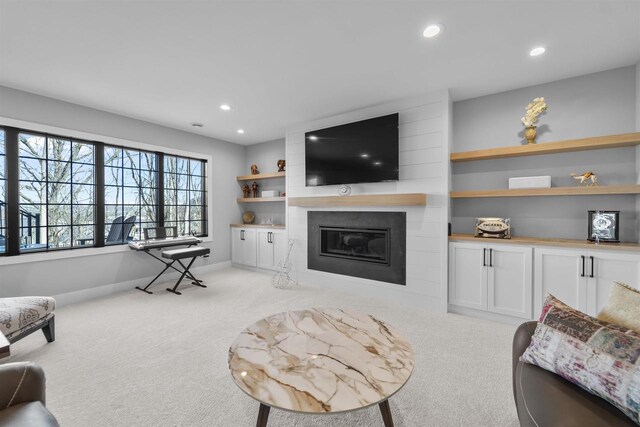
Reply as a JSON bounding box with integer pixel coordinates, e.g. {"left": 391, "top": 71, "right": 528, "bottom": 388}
{"left": 285, "top": 91, "right": 451, "bottom": 312}
{"left": 636, "top": 63, "right": 640, "bottom": 241}
{"left": 636, "top": 63, "right": 640, "bottom": 131}
{"left": 243, "top": 139, "right": 286, "bottom": 225}
{"left": 0, "top": 86, "right": 245, "bottom": 299}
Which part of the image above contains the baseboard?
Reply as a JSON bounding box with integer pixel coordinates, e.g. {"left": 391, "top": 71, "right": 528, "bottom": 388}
{"left": 53, "top": 260, "right": 232, "bottom": 307}
{"left": 447, "top": 304, "right": 528, "bottom": 326}
{"left": 230, "top": 262, "right": 276, "bottom": 274}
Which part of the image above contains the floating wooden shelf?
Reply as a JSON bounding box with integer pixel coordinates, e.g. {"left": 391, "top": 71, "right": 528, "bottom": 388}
{"left": 288, "top": 193, "right": 427, "bottom": 207}
{"left": 450, "top": 132, "right": 640, "bottom": 163}
{"left": 237, "top": 197, "right": 285, "bottom": 203}
{"left": 450, "top": 233, "right": 640, "bottom": 252}
{"left": 230, "top": 224, "right": 286, "bottom": 229}
{"left": 236, "top": 171, "right": 286, "bottom": 181}
{"left": 450, "top": 185, "right": 640, "bottom": 199}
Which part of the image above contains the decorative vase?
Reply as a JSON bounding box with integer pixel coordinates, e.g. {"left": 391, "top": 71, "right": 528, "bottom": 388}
{"left": 242, "top": 211, "right": 255, "bottom": 224}
{"left": 524, "top": 126, "right": 537, "bottom": 144}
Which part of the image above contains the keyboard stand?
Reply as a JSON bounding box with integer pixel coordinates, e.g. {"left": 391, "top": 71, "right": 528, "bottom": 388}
{"left": 135, "top": 246, "right": 209, "bottom": 294}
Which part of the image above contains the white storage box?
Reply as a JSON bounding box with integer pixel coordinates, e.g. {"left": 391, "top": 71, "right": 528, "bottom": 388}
{"left": 261, "top": 190, "right": 280, "bottom": 197}
{"left": 508, "top": 176, "right": 551, "bottom": 189}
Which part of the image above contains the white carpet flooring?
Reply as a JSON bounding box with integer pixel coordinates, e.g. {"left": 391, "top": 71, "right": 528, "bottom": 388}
{"left": 5, "top": 267, "right": 519, "bottom": 426}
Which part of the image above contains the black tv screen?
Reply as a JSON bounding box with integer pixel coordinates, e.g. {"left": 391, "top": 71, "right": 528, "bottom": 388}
{"left": 305, "top": 113, "right": 399, "bottom": 187}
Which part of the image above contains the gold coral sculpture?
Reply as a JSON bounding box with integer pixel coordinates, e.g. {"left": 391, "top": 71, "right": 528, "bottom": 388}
{"left": 521, "top": 97, "right": 548, "bottom": 144}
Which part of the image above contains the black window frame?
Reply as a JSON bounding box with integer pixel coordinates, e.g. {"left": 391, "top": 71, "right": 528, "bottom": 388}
{"left": 17, "top": 131, "right": 97, "bottom": 252}
{"left": 0, "top": 125, "right": 208, "bottom": 257}
{"left": 162, "top": 153, "right": 208, "bottom": 237}
{"left": 103, "top": 144, "right": 161, "bottom": 245}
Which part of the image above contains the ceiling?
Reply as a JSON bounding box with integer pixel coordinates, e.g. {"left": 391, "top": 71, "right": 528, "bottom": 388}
{"left": 1, "top": 1, "right": 639, "bottom": 145}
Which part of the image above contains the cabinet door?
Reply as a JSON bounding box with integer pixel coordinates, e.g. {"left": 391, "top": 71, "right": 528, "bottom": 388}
{"left": 231, "top": 228, "right": 243, "bottom": 264}
{"left": 534, "top": 247, "right": 587, "bottom": 315}
{"left": 272, "top": 230, "right": 288, "bottom": 269}
{"left": 257, "top": 230, "right": 274, "bottom": 270}
{"left": 586, "top": 251, "right": 640, "bottom": 316}
{"left": 449, "top": 242, "right": 487, "bottom": 310}
{"left": 487, "top": 244, "right": 533, "bottom": 319}
{"left": 242, "top": 229, "right": 257, "bottom": 267}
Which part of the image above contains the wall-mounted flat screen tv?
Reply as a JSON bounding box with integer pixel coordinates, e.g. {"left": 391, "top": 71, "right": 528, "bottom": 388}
{"left": 305, "top": 113, "right": 399, "bottom": 187}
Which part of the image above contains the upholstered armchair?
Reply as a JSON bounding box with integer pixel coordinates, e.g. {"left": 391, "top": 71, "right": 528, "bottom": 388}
{"left": 0, "top": 362, "right": 59, "bottom": 425}
{"left": 0, "top": 297, "right": 55, "bottom": 345}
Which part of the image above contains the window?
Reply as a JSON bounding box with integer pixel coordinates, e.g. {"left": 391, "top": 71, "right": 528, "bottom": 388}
{"left": 0, "top": 126, "right": 207, "bottom": 256}
{"left": 0, "top": 130, "right": 5, "bottom": 254}
{"left": 18, "top": 133, "right": 95, "bottom": 251}
{"left": 164, "top": 155, "right": 206, "bottom": 236}
{"left": 104, "top": 146, "right": 158, "bottom": 244}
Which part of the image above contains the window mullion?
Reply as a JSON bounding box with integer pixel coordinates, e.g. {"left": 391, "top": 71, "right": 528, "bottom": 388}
{"left": 5, "top": 127, "right": 20, "bottom": 256}
{"left": 158, "top": 152, "right": 164, "bottom": 228}
{"left": 95, "top": 142, "right": 105, "bottom": 247}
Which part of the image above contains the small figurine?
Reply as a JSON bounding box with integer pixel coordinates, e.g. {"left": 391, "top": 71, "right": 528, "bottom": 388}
{"left": 242, "top": 183, "right": 251, "bottom": 198}
{"left": 571, "top": 171, "right": 598, "bottom": 186}
{"left": 277, "top": 159, "right": 286, "bottom": 172}
{"left": 250, "top": 164, "right": 259, "bottom": 175}
{"left": 252, "top": 181, "right": 259, "bottom": 198}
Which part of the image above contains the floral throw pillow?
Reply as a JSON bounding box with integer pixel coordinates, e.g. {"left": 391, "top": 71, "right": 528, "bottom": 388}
{"left": 521, "top": 294, "right": 640, "bottom": 424}
{"left": 598, "top": 281, "right": 640, "bottom": 334}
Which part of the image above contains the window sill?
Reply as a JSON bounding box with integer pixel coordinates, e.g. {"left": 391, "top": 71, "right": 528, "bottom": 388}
{"left": 0, "top": 237, "right": 212, "bottom": 266}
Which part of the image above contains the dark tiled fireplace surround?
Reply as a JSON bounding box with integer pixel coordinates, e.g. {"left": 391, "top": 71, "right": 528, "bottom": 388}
{"left": 307, "top": 211, "right": 406, "bottom": 285}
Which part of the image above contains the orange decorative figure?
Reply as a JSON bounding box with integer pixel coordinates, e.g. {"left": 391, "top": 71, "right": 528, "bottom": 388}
{"left": 252, "top": 181, "right": 259, "bottom": 198}
{"left": 250, "top": 164, "right": 259, "bottom": 175}
{"left": 242, "top": 183, "right": 251, "bottom": 198}
{"left": 277, "top": 159, "right": 286, "bottom": 172}
{"left": 570, "top": 171, "right": 598, "bottom": 186}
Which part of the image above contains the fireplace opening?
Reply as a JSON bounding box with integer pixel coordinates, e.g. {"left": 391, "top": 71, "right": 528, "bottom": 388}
{"left": 320, "top": 227, "right": 389, "bottom": 265}
{"left": 308, "top": 211, "right": 406, "bottom": 286}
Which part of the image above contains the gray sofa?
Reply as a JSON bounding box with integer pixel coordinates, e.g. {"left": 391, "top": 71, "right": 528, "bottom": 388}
{"left": 513, "top": 321, "right": 635, "bottom": 426}
{"left": 0, "top": 362, "right": 58, "bottom": 426}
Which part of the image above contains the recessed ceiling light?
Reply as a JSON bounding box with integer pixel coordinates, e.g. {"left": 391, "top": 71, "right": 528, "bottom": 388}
{"left": 360, "top": 153, "right": 369, "bottom": 158}
{"left": 308, "top": 135, "right": 318, "bottom": 141}
{"left": 191, "top": 122, "right": 203, "bottom": 128}
{"left": 220, "top": 104, "right": 231, "bottom": 111}
{"left": 373, "top": 161, "right": 382, "bottom": 166}
{"left": 423, "top": 24, "right": 442, "bottom": 38}
{"left": 237, "top": 129, "right": 245, "bottom": 134}
{"left": 529, "top": 47, "right": 546, "bottom": 57}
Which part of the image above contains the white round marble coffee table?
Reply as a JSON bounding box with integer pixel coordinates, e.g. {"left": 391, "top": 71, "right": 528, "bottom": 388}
{"left": 228, "top": 308, "right": 414, "bottom": 426}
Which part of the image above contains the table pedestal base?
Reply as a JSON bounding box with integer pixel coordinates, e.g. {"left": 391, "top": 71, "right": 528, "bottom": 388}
{"left": 255, "top": 400, "right": 394, "bottom": 427}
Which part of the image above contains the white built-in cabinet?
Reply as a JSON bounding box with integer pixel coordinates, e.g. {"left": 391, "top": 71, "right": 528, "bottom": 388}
{"left": 534, "top": 248, "right": 640, "bottom": 317}
{"left": 450, "top": 240, "right": 640, "bottom": 321}
{"left": 231, "top": 227, "right": 286, "bottom": 271}
{"left": 449, "top": 242, "right": 533, "bottom": 319}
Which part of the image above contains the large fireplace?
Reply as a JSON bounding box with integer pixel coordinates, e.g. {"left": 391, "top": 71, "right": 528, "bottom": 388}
{"left": 308, "top": 211, "right": 406, "bottom": 285}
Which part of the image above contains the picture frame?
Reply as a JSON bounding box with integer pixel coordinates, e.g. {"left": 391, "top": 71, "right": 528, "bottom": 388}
{"left": 587, "top": 210, "right": 619, "bottom": 243}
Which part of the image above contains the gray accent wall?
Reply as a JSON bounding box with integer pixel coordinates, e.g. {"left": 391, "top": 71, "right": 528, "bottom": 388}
{"left": 452, "top": 66, "right": 638, "bottom": 241}
{"left": 0, "top": 85, "right": 245, "bottom": 298}
{"left": 242, "top": 139, "right": 286, "bottom": 225}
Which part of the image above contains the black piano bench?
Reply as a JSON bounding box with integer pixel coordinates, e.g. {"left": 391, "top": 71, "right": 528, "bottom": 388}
{"left": 162, "top": 247, "right": 211, "bottom": 295}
